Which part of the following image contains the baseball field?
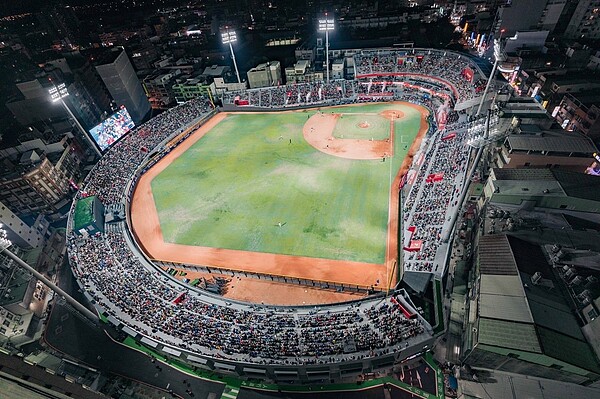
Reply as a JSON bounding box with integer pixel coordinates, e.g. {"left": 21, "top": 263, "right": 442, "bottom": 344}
{"left": 130, "top": 102, "right": 429, "bottom": 288}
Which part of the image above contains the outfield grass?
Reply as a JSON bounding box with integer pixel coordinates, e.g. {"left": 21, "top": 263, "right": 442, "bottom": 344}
{"left": 151, "top": 103, "right": 424, "bottom": 264}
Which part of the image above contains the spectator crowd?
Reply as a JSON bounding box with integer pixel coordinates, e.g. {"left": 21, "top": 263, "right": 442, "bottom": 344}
{"left": 224, "top": 50, "right": 488, "bottom": 109}
{"left": 401, "top": 112, "right": 494, "bottom": 272}
{"left": 353, "top": 50, "right": 483, "bottom": 103}
{"left": 69, "top": 229, "right": 427, "bottom": 364}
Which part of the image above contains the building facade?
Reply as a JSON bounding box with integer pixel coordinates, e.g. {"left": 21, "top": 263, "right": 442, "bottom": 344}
{"left": 331, "top": 59, "right": 345, "bottom": 80}
{"left": 142, "top": 71, "right": 179, "bottom": 109}
{"left": 64, "top": 52, "right": 114, "bottom": 128}
{"left": 0, "top": 140, "right": 79, "bottom": 215}
{"left": 564, "top": 0, "right": 600, "bottom": 39}
{"left": 552, "top": 93, "right": 600, "bottom": 139}
{"left": 285, "top": 60, "right": 324, "bottom": 84}
{"left": 493, "top": 0, "right": 567, "bottom": 37}
{"left": 95, "top": 48, "right": 151, "bottom": 125}
{"left": 0, "top": 200, "right": 44, "bottom": 249}
{"left": 247, "top": 61, "right": 281, "bottom": 89}
{"left": 494, "top": 126, "right": 599, "bottom": 172}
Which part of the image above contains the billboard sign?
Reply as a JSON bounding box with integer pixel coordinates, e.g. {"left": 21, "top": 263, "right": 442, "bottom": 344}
{"left": 89, "top": 106, "right": 135, "bottom": 151}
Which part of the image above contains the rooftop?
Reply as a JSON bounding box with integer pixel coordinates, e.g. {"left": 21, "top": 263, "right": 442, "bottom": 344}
{"left": 507, "top": 130, "right": 597, "bottom": 155}
{"left": 459, "top": 368, "right": 600, "bottom": 399}
{"left": 491, "top": 168, "right": 600, "bottom": 203}
{"left": 92, "top": 47, "right": 124, "bottom": 66}
{"left": 0, "top": 266, "right": 31, "bottom": 306}
{"left": 501, "top": 100, "right": 547, "bottom": 117}
{"left": 551, "top": 74, "right": 600, "bottom": 86}
{"left": 201, "top": 65, "right": 229, "bottom": 77}
{"left": 478, "top": 318, "right": 541, "bottom": 352}
{"left": 552, "top": 170, "right": 600, "bottom": 202}
{"left": 518, "top": 123, "right": 544, "bottom": 134}
{"left": 492, "top": 168, "right": 555, "bottom": 181}
{"left": 475, "top": 235, "right": 600, "bottom": 374}
{"left": 478, "top": 235, "right": 518, "bottom": 275}
{"left": 479, "top": 274, "right": 532, "bottom": 323}
{"left": 248, "top": 61, "right": 280, "bottom": 72}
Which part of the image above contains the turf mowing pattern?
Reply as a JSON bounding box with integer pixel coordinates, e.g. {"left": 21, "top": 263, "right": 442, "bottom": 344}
{"left": 332, "top": 114, "right": 390, "bottom": 140}
{"left": 151, "top": 103, "right": 424, "bottom": 264}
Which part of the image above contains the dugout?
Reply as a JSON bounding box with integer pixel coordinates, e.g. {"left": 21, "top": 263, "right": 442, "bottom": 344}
{"left": 73, "top": 196, "right": 105, "bottom": 236}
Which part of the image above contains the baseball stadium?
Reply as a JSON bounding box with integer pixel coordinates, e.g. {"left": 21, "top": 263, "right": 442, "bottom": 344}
{"left": 131, "top": 102, "right": 427, "bottom": 299}
{"left": 67, "top": 48, "right": 498, "bottom": 386}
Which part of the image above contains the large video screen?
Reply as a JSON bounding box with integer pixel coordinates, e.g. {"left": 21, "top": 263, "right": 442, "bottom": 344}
{"left": 89, "top": 106, "right": 135, "bottom": 151}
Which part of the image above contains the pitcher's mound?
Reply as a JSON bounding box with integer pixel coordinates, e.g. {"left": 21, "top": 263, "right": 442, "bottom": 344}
{"left": 358, "top": 121, "right": 371, "bottom": 129}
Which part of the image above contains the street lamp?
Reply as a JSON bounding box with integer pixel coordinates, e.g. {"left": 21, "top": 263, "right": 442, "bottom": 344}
{"left": 221, "top": 30, "right": 242, "bottom": 84}
{"left": 49, "top": 83, "right": 102, "bottom": 157}
{"left": 0, "top": 225, "right": 99, "bottom": 323}
{"left": 318, "top": 14, "right": 335, "bottom": 83}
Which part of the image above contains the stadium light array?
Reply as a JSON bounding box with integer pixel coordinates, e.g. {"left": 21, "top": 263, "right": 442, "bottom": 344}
{"left": 475, "top": 38, "right": 506, "bottom": 117}
{"left": 0, "top": 226, "right": 10, "bottom": 251}
{"left": 49, "top": 83, "right": 69, "bottom": 102}
{"left": 0, "top": 225, "right": 99, "bottom": 325}
{"left": 221, "top": 29, "right": 242, "bottom": 84}
{"left": 318, "top": 14, "right": 335, "bottom": 83}
{"left": 49, "top": 83, "right": 101, "bottom": 157}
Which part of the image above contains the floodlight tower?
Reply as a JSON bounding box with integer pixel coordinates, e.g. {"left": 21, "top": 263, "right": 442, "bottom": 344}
{"left": 475, "top": 31, "right": 506, "bottom": 117}
{"left": 221, "top": 29, "right": 242, "bottom": 84}
{"left": 50, "top": 83, "right": 102, "bottom": 157}
{"left": 0, "top": 226, "right": 99, "bottom": 324}
{"left": 442, "top": 33, "right": 508, "bottom": 244}
{"left": 318, "top": 14, "right": 335, "bottom": 83}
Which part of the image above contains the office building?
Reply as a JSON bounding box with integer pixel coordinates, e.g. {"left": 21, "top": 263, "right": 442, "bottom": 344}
{"left": 493, "top": 0, "right": 567, "bottom": 36}
{"left": 95, "top": 48, "right": 151, "bottom": 125}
